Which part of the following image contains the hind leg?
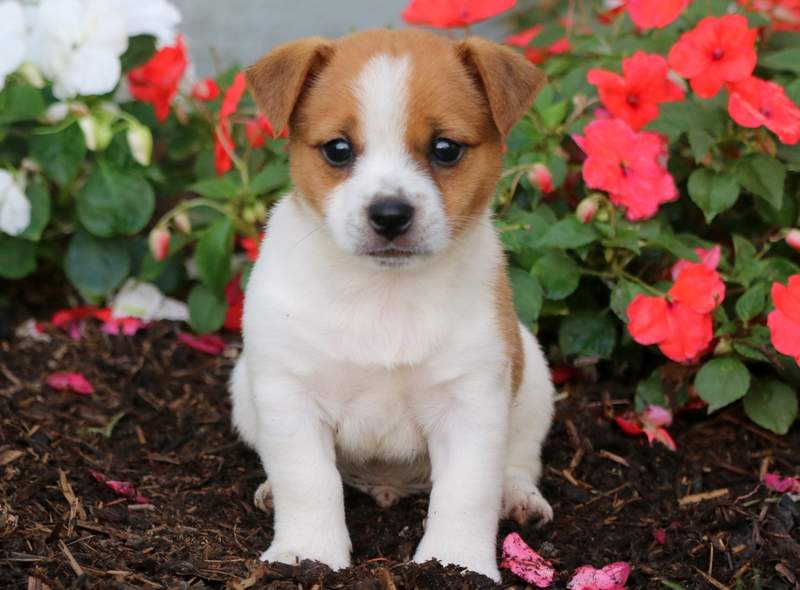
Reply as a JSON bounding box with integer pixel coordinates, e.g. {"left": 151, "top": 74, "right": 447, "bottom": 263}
{"left": 502, "top": 326, "right": 555, "bottom": 524}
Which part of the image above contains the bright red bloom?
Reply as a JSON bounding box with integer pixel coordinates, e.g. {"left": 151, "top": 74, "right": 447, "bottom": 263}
{"left": 767, "top": 275, "right": 800, "bottom": 366}
{"left": 47, "top": 372, "right": 94, "bottom": 395}
{"left": 224, "top": 275, "right": 244, "bottom": 332}
{"left": 128, "top": 36, "right": 188, "bottom": 122}
{"left": 402, "top": 0, "right": 515, "bottom": 28}
{"left": 628, "top": 0, "right": 690, "bottom": 29}
{"left": 668, "top": 262, "right": 726, "bottom": 314}
{"left": 505, "top": 25, "right": 570, "bottom": 65}
{"left": 739, "top": 0, "right": 800, "bottom": 31}
{"left": 191, "top": 79, "right": 220, "bottom": 101}
{"left": 244, "top": 114, "right": 288, "bottom": 148}
{"left": 215, "top": 72, "right": 247, "bottom": 175}
{"left": 670, "top": 245, "right": 721, "bottom": 280}
{"left": 573, "top": 118, "right": 678, "bottom": 220}
{"left": 728, "top": 76, "right": 800, "bottom": 145}
{"left": 178, "top": 332, "right": 226, "bottom": 355}
{"left": 668, "top": 15, "right": 757, "bottom": 99}
{"left": 588, "top": 52, "right": 684, "bottom": 130}
{"left": 239, "top": 233, "right": 263, "bottom": 262}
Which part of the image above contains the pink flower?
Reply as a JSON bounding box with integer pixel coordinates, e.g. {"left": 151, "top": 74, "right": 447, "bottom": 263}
{"left": 576, "top": 196, "right": 599, "bottom": 224}
{"left": 573, "top": 118, "right": 678, "bottom": 220}
{"left": 727, "top": 76, "right": 800, "bottom": 145}
{"left": 402, "top": 0, "right": 516, "bottom": 28}
{"left": 628, "top": 0, "right": 690, "bottom": 29}
{"left": 177, "top": 332, "right": 226, "bottom": 355}
{"left": 670, "top": 245, "right": 721, "bottom": 280}
{"left": 46, "top": 372, "right": 94, "bottom": 395}
{"left": 500, "top": 533, "right": 556, "bottom": 587}
{"left": 667, "top": 262, "right": 726, "bottom": 314}
{"left": 568, "top": 562, "right": 631, "bottom": 590}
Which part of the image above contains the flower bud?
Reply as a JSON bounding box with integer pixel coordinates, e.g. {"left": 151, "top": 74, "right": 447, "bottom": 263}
{"left": 173, "top": 212, "right": 191, "bottom": 234}
{"left": 148, "top": 227, "right": 170, "bottom": 261}
{"left": 527, "top": 163, "right": 554, "bottom": 194}
{"left": 787, "top": 228, "right": 800, "bottom": 252}
{"left": 191, "top": 79, "right": 220, "bottom": 101}
{"left": 126, "top": 123, "right": 153, "bottom": 166}
{"left": 576, "top": 196, "right": 599, "bottom": 224}
{"left": 43, "top": 102, "right": 69, "bottom": 124}
{"left": 19, "top": 63, "right": 44, "bottom": 88}
{"left": 78, "top": 114, "right": 113, "bottom": 152}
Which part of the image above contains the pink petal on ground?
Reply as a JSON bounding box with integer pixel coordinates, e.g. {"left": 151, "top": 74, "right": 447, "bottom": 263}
{"left": 644, "top": 426, "right": 677, "bottom": 451}
{"left": 642, "top": 405, "right": 672, "bottom": 428}
{"left": 46, "top": 372, "right": 94, "bottom": 395}
{"left": 653, "top": 528, "right": 667, "bottom": 545}
{"left": 500, "top": 532, "right": 555, "bottom": 587}
{"left": 177, "top": 332, "right": 226, "bottom": 355}
{"left": 91, "top": 473, "right": 150, "bottom": 504}
{"left": 568, "top": 562, "right": 631, "bottom": 590}
{"left": 763, "top": 472, "right": 800, "bottom": 494}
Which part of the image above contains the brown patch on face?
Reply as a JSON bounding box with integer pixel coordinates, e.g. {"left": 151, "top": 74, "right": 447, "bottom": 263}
{"left": 495, "top": 259, "right": 524, "bottom": 395}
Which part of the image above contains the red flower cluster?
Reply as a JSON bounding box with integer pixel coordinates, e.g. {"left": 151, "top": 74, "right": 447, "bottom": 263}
{"left": 627, "top": 260, "right": 725, "bottom": 362}
{"left": 668, "top": 15, "right": 757, "bottom": 99}
{"left": 128, "top": 36, "right": 188, "bottom": 122}
{"left": 728, "top": 77, "right": 800, "bottom": 145}
{"left": 245, "top": 114, "right": 288, "bottom": 148}
{"left": 767, "top": 275, "right": 800, "bottom": 366}
{"left": 191, "top": 78, "right": 220, "bottom": 101}
{"left": 505, "top": 26, "right": 570, "bottom": 65}
{"left": 573, "top": 118, "right": 677, "bottom": 220}
{"left": 215, "top": 72, "right": 247, "bottom": 175}
{"left": 627, "top": 0, "right": 690, "bottom": 29}
{"left": 588, "top": 51, "right": 684, "bottom": 130}
{"left": 402, "top": 0, "right": 515, "bottom": 28}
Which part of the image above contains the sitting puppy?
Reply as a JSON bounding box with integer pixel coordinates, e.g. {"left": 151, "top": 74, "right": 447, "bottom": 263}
{"left": 230, "top": 28, "right": 554, "bottom": 582}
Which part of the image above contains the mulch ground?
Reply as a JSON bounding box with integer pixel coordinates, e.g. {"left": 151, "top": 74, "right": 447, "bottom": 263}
{"left": 0, "top": 320, "right": 799, "bottom": 589}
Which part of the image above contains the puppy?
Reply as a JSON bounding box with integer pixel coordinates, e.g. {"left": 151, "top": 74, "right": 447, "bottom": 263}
{"left": 230, "top": 28, "right": 554, "bottom": 582}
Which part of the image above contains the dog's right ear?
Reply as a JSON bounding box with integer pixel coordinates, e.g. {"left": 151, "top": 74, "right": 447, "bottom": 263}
{"left": 246, "top": 37, "right": 334, "bottom": 137}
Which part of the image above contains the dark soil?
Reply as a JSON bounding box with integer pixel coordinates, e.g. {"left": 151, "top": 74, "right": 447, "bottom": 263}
{"left": 0, "top": 321, "right": 798, "bottom": 589}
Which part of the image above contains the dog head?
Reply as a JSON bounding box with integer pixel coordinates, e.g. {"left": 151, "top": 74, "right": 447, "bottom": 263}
{"left": 247, "top": 29, "right": 544, "bottom": 267}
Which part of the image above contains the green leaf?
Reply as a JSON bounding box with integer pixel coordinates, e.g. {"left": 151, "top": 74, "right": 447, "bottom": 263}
{"left": 731, "top": 235, "right": 760, "bottom": 286}
{"left": 537, "top": 217, "right": 598, "bottom": 249}
{"left": 759, "top": 47, "right": 800, "bottom": 73}
{"left": 188, "top": 284, "right": 227, "bottom": 334}
{"left": 121, "top": 34, "right": 157, "bottom": 71}
{"left": 734, "top": 154, "right": 786, "bottom": 211}
{"left": 646, "top": 99, "right": 726, "bottom": 141}
{"left": 0, "top": 235, "right": 36, "bottom": 278}
{"left": 250, "top": 161, "right": 290, "bottom": 195}
{"left": 509, "top": 268, "right": 543, "bottom": 327}
{"left": 189, "top": 175, "right": 241, "bottom": 200}
{"left": 195, "top": 217, "right": 234, "bottom": 291}
{"left": 64, "top": 231, "right": 130, "bottom": 299}
{"left": 732, "top": 342, "right": 770, "bottom": 363}
{"left": 660, "top": 581, "right": 688, "bottom": 590}
{"left": 610, "top": 279, "right": 646, "bottom": 322}
{"left": 743, "top": 379, "right": 798, "bottom": 434}
{"left": 735, "top": 283, "right": 768, "bottom": 322}
{"left": 694, "top": 357, "right": 751, "bottom": 413}
{"left": 687, "top": 168, "right": 739, "bottom": 222}
{"left": 18, "top": 177, "right": 50, "bottom": 241}
{"left": 0, "top": 83, "right": 45, "bottom": 124}
{"left": 635, "top": 371, "right": 667, "bottom": 412}
{"left": 687, "top": 130, "right": 714, "bottom": 162}
{"left": 30, "top": 123, "right": 87, "bottom": 188}
{"left": 530, "top": 251, "right": 581, "bottom": 300}
{"left": 559, "top": 311, "right": 616, "bottom": 359}
{"left": 77, "top": 161, "right": 155, "bottom": 237}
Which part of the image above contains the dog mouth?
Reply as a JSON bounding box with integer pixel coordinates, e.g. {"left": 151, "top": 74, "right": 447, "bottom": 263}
{"left": 361, "top": 246, "right": 431, "bottom": 265}
{"left": 365, "top": 248, "right": 416, "bottom": 258}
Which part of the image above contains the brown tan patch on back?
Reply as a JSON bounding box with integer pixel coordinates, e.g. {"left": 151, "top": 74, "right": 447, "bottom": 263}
{"left": 495, "top": 260, "right": 524, "bottom": 394}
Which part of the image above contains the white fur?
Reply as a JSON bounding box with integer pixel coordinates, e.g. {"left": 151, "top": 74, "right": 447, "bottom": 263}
{"left": 230, "top": 53, "right": 554, "bottom": 582}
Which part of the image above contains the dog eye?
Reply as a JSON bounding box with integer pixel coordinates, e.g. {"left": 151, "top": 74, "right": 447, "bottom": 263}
{"left": 430, "top": 138, "right": 464, "bottom": 167}
{"left": 321, "top": 138, "right": 353, "bottom": 167}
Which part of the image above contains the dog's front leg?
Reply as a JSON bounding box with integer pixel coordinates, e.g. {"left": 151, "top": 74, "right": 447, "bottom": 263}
{"left": 413, "top": 379, "right": 509, "bottom": 582}
{"left": 252, "top": 372, "right": 351, "bottom": 570}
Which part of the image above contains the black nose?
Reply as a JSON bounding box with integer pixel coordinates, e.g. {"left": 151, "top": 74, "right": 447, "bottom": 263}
{"left": 367, "top": 198, "right": 414, "bottom": 240}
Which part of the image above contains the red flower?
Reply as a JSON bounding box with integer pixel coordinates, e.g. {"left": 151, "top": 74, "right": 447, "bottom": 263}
{"left": 739, "top": 0, "right": 800, "bottom": 31}
{"left": 767, "top": 275, "right": 800, "bottom": 366}
{"left": 177, "top": 332, "right": 226, "bottom": 355}
{"left": 728, "top": 76, "right": 800, "bottom": 145}
{"left": 670, "top": 245, "right": 721, "bottom": 280}
{"left": 239, "top": 233, "right": 263, "bottom": 262}
{"left": 245, "top": 114, "right": 288, "bottom": 148}
{"left": 573, "top": 118, "right": 678, "bottom": 220}
{"left": 402, "top": 0, "right": 515, "bottom": 28}
{"left": 668, "top": 15, "right": 757, "bottom": 99}
{"left": 215, "top": 72, "right": 247, "bottom": 175}
{"left": 627, "top": 0, "right": 690, "bottom": 29}
{"left": 47, "top": 372, "right": 94, "bottom": 395}
{"left": 191, "top": 79, "right": 220, "bottom": 101}
{"left": 588, "top": 52, "right": 684, "bottom": 130}
{"left": 668, "top": 262, "right": 726, "bottom": 314}
{"left": 128, "top": 36, "right": 188, "bottom": 122}
{"left": 224, "top": 275, "right": 244, "bottom": 332}
{"left": 505, "top": 25, "right": 570, "bottom": 65}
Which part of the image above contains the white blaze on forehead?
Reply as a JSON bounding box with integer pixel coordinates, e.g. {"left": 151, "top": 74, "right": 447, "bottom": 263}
{"left": 353, "top": 54, "right": 411, "bottom": 159}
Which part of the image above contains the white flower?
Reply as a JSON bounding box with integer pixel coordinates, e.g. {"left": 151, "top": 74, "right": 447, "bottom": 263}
{"left": 0, "top": 170, "right": 31, "bottom": 236}
{"left": 43, "top": 102, "right": 70, "bottom": 124}
{"left": 28, "top": 0, "right": 128, "bottom": 99}
{"left": 111, "top": 280, "right": 189, "bottom": 322}
{"left": 127, "top": 123, "right": 153, "bottom": 166}
{"left": 111, "top": 0, "right": 181, "bottom": 46}
{"left": 0, "top": 1, "right": 27, "bottom": 91}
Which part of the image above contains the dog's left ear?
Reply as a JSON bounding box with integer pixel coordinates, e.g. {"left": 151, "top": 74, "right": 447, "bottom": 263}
{"left": 456, "top": 37, "right": 546, "bottom": 137}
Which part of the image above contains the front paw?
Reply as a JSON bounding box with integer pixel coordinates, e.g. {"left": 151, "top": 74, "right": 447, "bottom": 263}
{"left": 502, "top": 475, "right": 553, "bottom": 525}
{"left": 414, "top": 538, "right": 500, "bottom": 583}
{"left": 260, "top": 537, "right": 351, "bottom": 571}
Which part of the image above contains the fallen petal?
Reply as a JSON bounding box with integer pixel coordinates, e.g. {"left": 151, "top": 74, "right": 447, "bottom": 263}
{"left": 653, "top": 528, "right": 667, "bottom": 545}
{"left": 763, "top": 472, "right": 800, "bottom": 494}
{"left": 46, "top": 372, "right": 94, "bottom": 395}
{"left": 614, "top": 415, "right": 644, "bottom": 436}
{"left": 500, "top": 532, "right": 555, "bottom": 588}
{"left": 177, "top": 332, "right": 226, "bottom": 355}
{"left": 568, "top": 561, "right": 631, "bottom": 590}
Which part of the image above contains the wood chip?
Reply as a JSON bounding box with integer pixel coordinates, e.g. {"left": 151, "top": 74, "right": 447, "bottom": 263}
{"left": 679, "top": 488, "right": 729, "bottom": 506}
{"left": 597, "top": 449, "right": 630, "bottom": 467}
{"left": 694, "top": 567, "right": 731, "bottom": 590}
{"left": 0, "top": 449, "right": 24, "bottom": 466}
{"left": 58, "top": 540, "right": 84, "bottom": 577}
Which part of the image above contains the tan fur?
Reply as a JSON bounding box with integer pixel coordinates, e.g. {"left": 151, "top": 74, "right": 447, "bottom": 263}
{"left": 495, "top": 260, "right": 524, "bottom": 394}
